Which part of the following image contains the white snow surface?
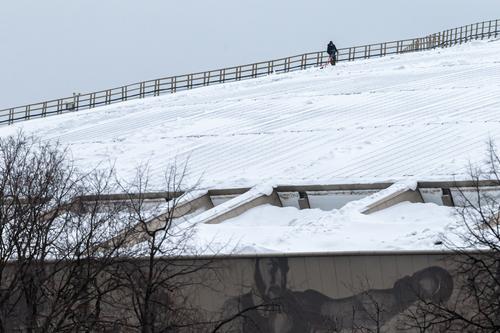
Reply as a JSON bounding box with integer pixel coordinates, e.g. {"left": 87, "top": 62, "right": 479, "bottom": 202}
{"left": 2, "top": 40, "right": 499, "bottom": 254}
{"left": 2, "top": 39, "right": 500, "bottom": 189}
{"left": 192, "top": 201, "right": 460, "bottom": 254}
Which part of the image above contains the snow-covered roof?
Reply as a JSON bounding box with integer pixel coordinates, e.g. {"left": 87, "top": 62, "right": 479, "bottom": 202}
{"left": 2, "top": 39, "right": 500, "bottom": 189}
{"left": 2, "top": 39, "right": 500, "bottom": 254}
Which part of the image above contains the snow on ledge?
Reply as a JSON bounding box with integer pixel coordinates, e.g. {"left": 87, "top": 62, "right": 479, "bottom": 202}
{"left": 188, "top": 183, "right": 277, "bottom": 225}
{"left": 342, "top": 180, "right": 419, "bottom": 214}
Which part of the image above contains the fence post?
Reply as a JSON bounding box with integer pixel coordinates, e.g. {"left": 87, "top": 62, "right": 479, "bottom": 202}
{"left": 25, "top": 105, "right": 30, "bottom": 120}
{"left": 9, "top": 108, "right": 14, "bottom": 124}
{"left": 488, "top": 20, "right": 492, "bottom": 38}
{"left": 139, "top": 82, "right": 144, "bottom": 98}
{"left": 496, "top": 20, "right": 498, "bottom": 38}
{"left": 206, "top": 72, "right": 211, "bottom": 86}
{"left": 122, "top": 86, "right": 127, "bottom": 101}
{"left": 154, "top": 79, "right": 160, "bottom": 95}
{"left": 252, "top": 64, "right": 257, "bottom": 78}
{"left": 171, "top": 77, "right": 177, "bottom": 93}
{"left": 481, "top": 22, "right": 485, "bottom": 39}
{"left": 42, "top": 102, "right": 47, "bottom": 117}
{"left": 187, "top": 75, "right": 192, "bottom": 89}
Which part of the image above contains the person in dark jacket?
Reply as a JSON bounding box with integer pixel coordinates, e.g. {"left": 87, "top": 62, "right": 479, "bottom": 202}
{"left": 327, "top": 41, "right": 338, "bottom": 65}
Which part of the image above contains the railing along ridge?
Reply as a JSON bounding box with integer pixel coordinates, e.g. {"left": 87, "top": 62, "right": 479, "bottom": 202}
{"left": 1, "top": 19, "right": 498, "bottom": 126}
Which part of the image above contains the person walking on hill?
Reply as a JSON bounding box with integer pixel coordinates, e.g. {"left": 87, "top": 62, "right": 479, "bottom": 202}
{"left": 327, "top": 41, "right": 338, "bottom": 65}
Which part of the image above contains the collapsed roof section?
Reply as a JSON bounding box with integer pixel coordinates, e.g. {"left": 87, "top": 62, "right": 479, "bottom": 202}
{"left": 81, "top": 180, "right": 500, "bottom": 247}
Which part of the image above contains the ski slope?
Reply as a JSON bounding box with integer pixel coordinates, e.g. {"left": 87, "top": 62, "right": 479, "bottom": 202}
{"left": 2, "top": 39, "right": 500, "bottom": 190}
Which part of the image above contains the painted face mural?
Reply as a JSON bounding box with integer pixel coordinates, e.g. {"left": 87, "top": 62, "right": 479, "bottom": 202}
{"left": 254, "top": 258, "right": 289, "bottom": 301}
{"left": 222, "top": 257, "right": 453, "bottom": 333}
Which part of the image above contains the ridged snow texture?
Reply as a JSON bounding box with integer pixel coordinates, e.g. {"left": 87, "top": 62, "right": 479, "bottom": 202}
{"left": 3, "top": 39, "right": 500, "bottom": 189}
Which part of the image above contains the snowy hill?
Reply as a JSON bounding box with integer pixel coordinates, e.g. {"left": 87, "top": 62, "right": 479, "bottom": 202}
{"left": 2, "top": 39, "right": 500, "bottom": 254}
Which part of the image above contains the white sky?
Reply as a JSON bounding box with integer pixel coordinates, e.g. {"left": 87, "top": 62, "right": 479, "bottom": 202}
{"left": 1, "top": 0, "right": 499, "bottom": 109}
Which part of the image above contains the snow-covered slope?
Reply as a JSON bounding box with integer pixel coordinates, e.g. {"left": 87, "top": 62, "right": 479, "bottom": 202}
{"left": 2, "top": 39, "right": 500, "bottom": 189}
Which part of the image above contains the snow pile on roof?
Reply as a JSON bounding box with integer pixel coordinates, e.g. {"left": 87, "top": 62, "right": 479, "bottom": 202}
{"left": 191, "top": 200, "right": 460, "bottom": 254}
{"left": 2, "top": 39, "right": 500, "bottom": 189}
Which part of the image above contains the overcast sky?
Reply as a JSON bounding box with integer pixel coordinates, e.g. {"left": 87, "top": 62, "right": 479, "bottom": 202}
{"left": 1, "top": 0, "right": 499, "bottom": 109}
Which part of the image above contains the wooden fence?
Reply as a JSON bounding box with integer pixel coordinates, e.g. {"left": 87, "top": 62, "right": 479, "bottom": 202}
{"left": 1, "top": 19, "right": 498, "bottom": 126}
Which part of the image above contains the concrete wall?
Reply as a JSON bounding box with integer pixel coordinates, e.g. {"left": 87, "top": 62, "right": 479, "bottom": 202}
{"left": 177, "top": 251, "right": 455, "bottom": 332}
{"left": 0, "top": 251, "right": 457, "bottom": 332}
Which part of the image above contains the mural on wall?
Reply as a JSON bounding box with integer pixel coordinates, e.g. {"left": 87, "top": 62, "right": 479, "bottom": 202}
{"left": 222, "top": 257, "right": 453, "bottom": 332}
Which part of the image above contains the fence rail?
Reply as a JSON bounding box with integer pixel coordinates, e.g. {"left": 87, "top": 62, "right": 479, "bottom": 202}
{"left": 1, "top": 19, "right": 498, "bottom": 126}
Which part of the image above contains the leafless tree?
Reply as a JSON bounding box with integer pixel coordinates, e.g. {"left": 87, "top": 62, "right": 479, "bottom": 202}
{"left": 0, "top": 132, "right": 139, "bottom": 332}
{"left": 401, "top": 140, "right": 500, "bottom": 332}
{"left": 0, "top": 133, "right": 276, "bottom": 333}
